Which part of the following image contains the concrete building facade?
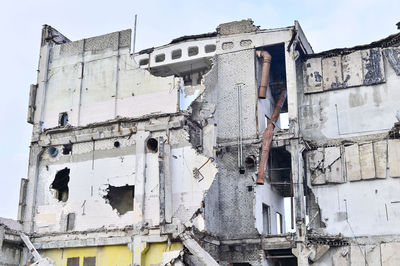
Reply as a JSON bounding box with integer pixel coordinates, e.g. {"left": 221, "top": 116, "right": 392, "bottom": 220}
{"left": 1, "top": 19, "right": 400, "bottom": 265}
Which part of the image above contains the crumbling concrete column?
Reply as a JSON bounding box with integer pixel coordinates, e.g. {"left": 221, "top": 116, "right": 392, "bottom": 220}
{"left": 288, "top": 140, "right": 308, "bottom": 265}
{"left": 292, "top": 242, "right": 311, "bottom": 266}
{"left": 284, "top": 41, "right": 300, "bottom": 136}
{"left": 132, "top": 235, "right": 148, "bottom": 266}
{"left": 23, "top": 144, "right": 44, "bottom": 233}
{"left": 133, "top": 129, "right": 150, "bottom": 224}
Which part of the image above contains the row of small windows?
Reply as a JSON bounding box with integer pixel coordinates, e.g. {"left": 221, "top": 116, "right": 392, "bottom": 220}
{"left": 139, "top": 44, "right": 216, "bottom": 66}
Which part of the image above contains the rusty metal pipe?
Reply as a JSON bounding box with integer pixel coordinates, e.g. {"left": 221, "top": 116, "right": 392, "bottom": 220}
{"left": 256, "top": 89, "right": 287, "bottom": 185}
{"left": 256, "top": 50, "right": 272, "bottom": 99}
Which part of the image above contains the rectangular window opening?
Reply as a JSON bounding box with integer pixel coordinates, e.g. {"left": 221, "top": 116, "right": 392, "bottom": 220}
{"left": 262, "top": 204, "right": 270, "bottom": 234}
{"left": 83, "top": 257, "right": 96, "bottom": 266}
{"left": 67, "top": 257, "right": 79, "bottom": 266}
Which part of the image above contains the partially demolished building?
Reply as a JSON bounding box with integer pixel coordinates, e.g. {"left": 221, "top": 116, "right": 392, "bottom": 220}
{"left": 2, "top": 19, "right": 400, "bottom": 265}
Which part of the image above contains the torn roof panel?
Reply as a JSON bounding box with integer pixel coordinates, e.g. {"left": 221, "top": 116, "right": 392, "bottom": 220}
{"left": 307, "top": 32, "right": 400, "bottom": 59}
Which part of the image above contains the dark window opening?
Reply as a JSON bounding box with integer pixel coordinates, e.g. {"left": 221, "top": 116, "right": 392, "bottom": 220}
{"left": 267, "top": 147, "right": 294, "bottom": 234}
{"left": 265, "top": 249, "right": 297, "bottom": 266}
{"left": 59, "top": 112, "right": 68, "bottom": 127}
{"left": 83, "top": 257, "right": 96, "bottom": 266}
{"left": 114, "top": 141, "right": 120, "bottom": 148}
{"left": 262, "top": 204, "right": 270, "bottom": 234}
{"left": 63, "top": 144, "right": 72, "bottom": 155}
{"left": 147, "top": 138, "right": 158, "bottom": 153}
{"left": 205, "top": 44, "right": 216, "bottom": 53}
{"left": 51, "top": 167, "right": 70, "bottom": 202}
{"left": 155, "top": 53, "right": 165, "bottom": 63}
{"left": 171, "top": 49, "right": 182, "bottom": 60}
{"left": 268, "top": 148, "right": 292, "bottom": 197}
{"left": 188, "top": 46, "right": 199, "bottom": 57}
{"left": 103, "top": 185, "right": 134, "bottom": 215}
{"left": 67, "top": 257, "right": 79, "bottom": 266}
{"left": 48, "top": 146, "right": 59, "bottom": 157}
{"left": 139, "top": 58, "right": 149, "bottom": 66}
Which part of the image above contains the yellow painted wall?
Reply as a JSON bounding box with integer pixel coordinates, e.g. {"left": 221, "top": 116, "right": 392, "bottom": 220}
{"left": 142, "top": 242, "right": 182, "bottom": 266}
{"left": 42, "top": 245, "right": 132, "bottom": 266}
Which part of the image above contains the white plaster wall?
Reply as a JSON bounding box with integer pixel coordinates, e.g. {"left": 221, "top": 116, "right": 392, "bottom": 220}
{"left": 42, "top": 39, "right": 178, "bottom": 129}
{"left": 255, "top": 184, "right": 285, "bottom": 235}
{"left": 35, "top": 140, "right": 136, "bottom": 233}
{"left": 170, "top": 146, "right": 217, "bottom": 223}
{"left": 300, "top": 58, "right": 400, "bottom": 141}
{"left": 34, "top": 130, "right": 217, "bottom": 233}
{"left": 312, "top": 177, "right": 400, "bottom": 236}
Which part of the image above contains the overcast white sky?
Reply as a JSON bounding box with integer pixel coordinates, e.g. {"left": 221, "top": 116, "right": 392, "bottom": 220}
{"left": 0, "top": 0, "right": 399, "bottom": 219}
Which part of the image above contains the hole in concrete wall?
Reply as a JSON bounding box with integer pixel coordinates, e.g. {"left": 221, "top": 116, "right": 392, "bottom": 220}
{"left": 48, "top": 146, "right": 59, "bottom": 157}
{"left": 62, "top": 144, "right": 72, "bottom": 155}
{"left": 139, "top": 58, "right": 149, "bottom": 66}
{"left": 147, "top": 138, "right": 158, "bottom": 153}
{"left": 59, "top": 112, "right": 68, "bottom": 127}
{"left": 188, "top": 46, "right": 199, "bottom": 57}
{"left": 114, "top": 141, "right": 120, "bottom": 148}
{"left": 245, "top": 155, "right": 256, "bottom": 167}
{"left": 205, "top": 44, "right": 216, "bottom": 53}
{"left": 171, "top": 49, "right": 182, "bottom": 60}
{"left": 51, "top": 167, "right": 70, "bottom": 202}
{"left": 155, "top": 53, "right": 165, "bottom": 63}
{"left": 103, "top": 185, "right": 134, "bottom": 215}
